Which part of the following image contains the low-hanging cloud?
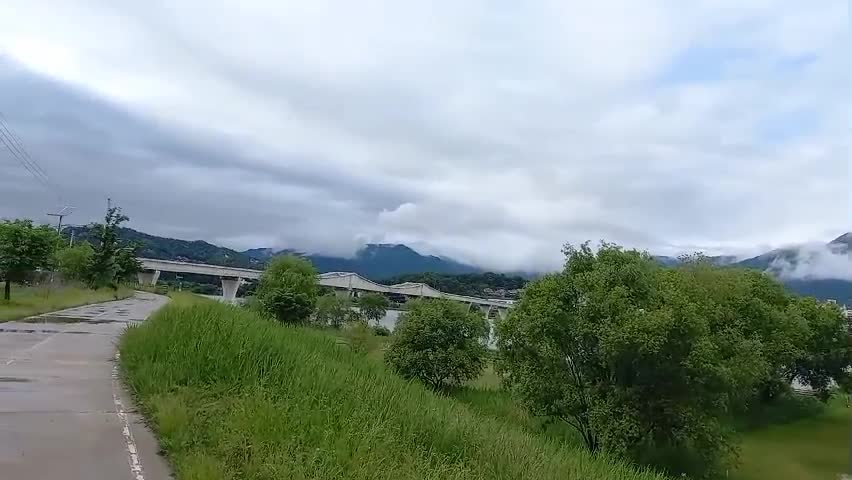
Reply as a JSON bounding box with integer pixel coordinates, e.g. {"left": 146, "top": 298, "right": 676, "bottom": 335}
{"left": 770, "top": 241, "right": 852, "bottom": 281}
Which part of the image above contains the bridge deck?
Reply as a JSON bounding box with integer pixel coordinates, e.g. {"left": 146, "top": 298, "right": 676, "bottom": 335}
{"left": 138, "top": 258, "right": 511, "bottom": 308}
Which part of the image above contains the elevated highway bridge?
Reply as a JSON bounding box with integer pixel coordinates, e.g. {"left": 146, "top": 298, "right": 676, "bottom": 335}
{"left": 137, "top": 258, "right": 512, "bottom": 318}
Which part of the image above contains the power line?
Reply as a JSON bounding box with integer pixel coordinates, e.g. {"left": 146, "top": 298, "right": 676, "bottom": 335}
{"left": 0, "top": 112, "right": 50, "bottom": 181}
{"left": 0, "top": 129, "right": 49, "bottom": 187}
{"left": 0, "top": 111, "right": 61, "bottom": 201}
{"left": 0, "top": 112, "right": 51, "bottom": 182}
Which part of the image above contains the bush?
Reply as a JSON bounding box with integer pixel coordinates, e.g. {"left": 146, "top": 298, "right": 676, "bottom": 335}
{"left": 359, "top": 292, "right": 389, "bottom": 325}
{"left": 314, "top": 293, "right": 351, "bottom": 328}
{"left": 54, "top": 243, "right": 94, "bottom": 282}
{"left": 372, "top": 324, "right": 392, "bottom": 336}
{"left": 255, "top": 255, "right": 318, "bottom": 323}
{"left": 385, "top": 299, "right": 488, "bottom": 390}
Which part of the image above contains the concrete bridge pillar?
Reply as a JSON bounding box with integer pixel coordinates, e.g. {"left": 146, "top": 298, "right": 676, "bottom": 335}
{"left": 221, "top": 276, "right": 242, "bottom": 303}
{"left": 137, "top": 270, "right": 160, "bottom": 286}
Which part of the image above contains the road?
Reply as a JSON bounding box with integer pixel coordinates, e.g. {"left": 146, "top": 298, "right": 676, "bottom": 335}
{"left": 0, "top": 292, "right": 171, "bottom": 480}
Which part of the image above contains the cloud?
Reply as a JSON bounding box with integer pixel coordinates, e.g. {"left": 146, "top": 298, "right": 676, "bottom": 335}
{"left": 0, "top": 1, "right": 847, "bottom": 271}
{"left": 770, "top": 243, "right": 852, "bottom": 281}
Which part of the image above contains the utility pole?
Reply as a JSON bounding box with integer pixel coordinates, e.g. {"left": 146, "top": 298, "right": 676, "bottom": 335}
{"left": 46, "top": 205, "right": 75, "bottom": 233}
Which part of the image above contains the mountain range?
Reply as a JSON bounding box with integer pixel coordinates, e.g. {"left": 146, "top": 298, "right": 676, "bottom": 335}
{"left": 66, "top": 226, "right": 851, "bottom": 303}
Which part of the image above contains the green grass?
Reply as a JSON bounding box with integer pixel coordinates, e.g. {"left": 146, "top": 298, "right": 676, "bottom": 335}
{"left": 119, "top": 301, "right": 664, "bottom": 480}
{"left": 0, "top": 283, "right": 133, "bottom": 321}
{"left": 731, "top": 396, "right": 851, "bottom": 480}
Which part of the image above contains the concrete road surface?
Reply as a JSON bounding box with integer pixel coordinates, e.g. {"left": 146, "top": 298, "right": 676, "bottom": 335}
{"left": 0, "top": 292, "right": 171, "bottom": 480}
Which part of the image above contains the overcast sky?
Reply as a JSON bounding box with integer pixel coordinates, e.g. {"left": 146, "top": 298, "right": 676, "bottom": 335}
{"left": 0, "top": 1, "right": 848, "bottom": 271}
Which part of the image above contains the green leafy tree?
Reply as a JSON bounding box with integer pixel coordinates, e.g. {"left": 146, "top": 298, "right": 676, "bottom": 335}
{"left": 495, "top": 243, "right": 766, "bottom": 477}
{"left": 790, "top": 298, "right": 852, "bottom": 400}
{"left": 256, "top": 255, "right": 319, "bottom": 323}
{"left": 314, "top": 293, "right": 350, "bottom": 328}
{"left": 359, "top": 293, "right": 389, "bottom": 325}
{"left": 54, "top": 242, "right": 94, "bottom": 282}
{"left": 0, "top": 219, "right": 61, "bottom": 300}
{"left": 86, "top": 206, "right": 141, "bottom": 289}
{"left": 386, "top": 299, "right": 488, "bottom": 390}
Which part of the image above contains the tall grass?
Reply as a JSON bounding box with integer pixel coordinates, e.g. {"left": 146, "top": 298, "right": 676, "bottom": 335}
{"left": 0, "top": 284, "right": 133, "bottom": 321}
{"left": 120, "top": 301, "right": 665, "bottom": 480}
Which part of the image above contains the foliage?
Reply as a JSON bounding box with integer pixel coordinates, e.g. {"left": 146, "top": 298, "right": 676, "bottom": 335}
{"left": 314, "top": 293, "right": 351, "bottom": 328}
{"left": 255, "top": 255, "right": 318, "bottom": 324}
{"left": 0, "top": 219, "right": 61, "bottom": 300}
{"left": 359, "top": 292, "right": 389, "bottom": 325}
{"left": 674, "top": 260, "right": 850, "bottom": 403}
{"left": 372, "top": 324, "right": 392, "bottom": 336}
{"left": 496, "top": 242, "right": 852, "bottom": 477}
{"left": 789, "top": 298, "right": 852, "bottom": 400}
{"left": 384, "top": 271, "right": 528, "bottom": 298}
{"left": 54, "top": 242, "right": 94, "bottom": 282}
{"left": 496, "top": 243, "right": 770, "bottom": 477}
{"left": 386, "top": 299, "right": 489, "bottom": 390}
{"left": 119, "top": 299, "right": 664, "bottom": 480}
{"left": 86, "top": 206, "right": 142, "bottom": 290}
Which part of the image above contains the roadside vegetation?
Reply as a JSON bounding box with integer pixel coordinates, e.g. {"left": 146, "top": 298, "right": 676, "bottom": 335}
{"left": 1, "top": 204, "right": 144, "bottom": 320}
{"left": 120, "top": 299, "right": 664, "bottom": 480}
{"left": 120, "top": 244, "right": 851, "bottom": 479}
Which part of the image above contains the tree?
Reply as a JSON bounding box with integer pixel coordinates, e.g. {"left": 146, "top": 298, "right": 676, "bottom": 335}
{"left": 385, "top": 299, "right": 488, "bottom": 390}
{"left": 54, "top": 242, "right": 94, "bottom": 282}
{"left": 359, "top": 293, "right": 389, "bottom": 325}
{"left": 0, "top": 219, "right": 61, "bottom": 300}
{"left": 789, "top": 298, "right": 852, "bottom": 400}
{"left": 86, "top": 205, "right": 141, "bottom": 289}
{"left": 314, "top": 293, "right": 350, "bottom": 328}
{"left": 255, "top": 255, "right": 319, "bottom": 323}
{"left": 495, "top": 243, "right": 765, "bottom": 477}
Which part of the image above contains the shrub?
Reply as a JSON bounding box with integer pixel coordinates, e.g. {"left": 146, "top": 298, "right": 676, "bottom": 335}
{"left": 359, "top": 292, "right": 389, "bottom": 325}
{"left": 255, "top": 255, "right": 318, "bottom": 323}
{"left": 314, "top": 293, "right": 351, "bottom": 328}
{"left": 385, "top": 299, "right": 488, "bottom": 390}
{"left": 372, "top": 324, "right": 392, "bottom": 336}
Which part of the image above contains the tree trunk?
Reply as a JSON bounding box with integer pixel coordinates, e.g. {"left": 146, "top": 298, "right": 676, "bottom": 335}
{"left": 3, "top": 280, "right": 10, "bottom": 301}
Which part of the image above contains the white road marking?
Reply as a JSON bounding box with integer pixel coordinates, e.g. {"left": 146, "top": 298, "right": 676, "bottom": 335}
{"left": 112, "top": 351, "right": 146, "bottom": 480}
{"left": 5, "top": 358, "right": 13, "bottom": 365}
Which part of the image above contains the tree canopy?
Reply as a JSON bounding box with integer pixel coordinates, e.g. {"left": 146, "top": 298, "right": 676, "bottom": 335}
{"left": 495, "top": 242, "right": 851, "bottom": 478}
{"left": 0, "top": 219, "right": 61, "bottom": 300}
{"left": 359, "top": 293, "right": 389, "bottom": 325}
{"left": 386, "top": 299, "right": 489, "bottom": 390}
{"left": 54, "top": 242, "right": 94, "bottom": 283}
{"left": 314, "top": 293, "right": 351, "bottom": 328}
{"left": 86, "top": 206, "right": 142, "bottom": 289}
{"left": 256, "top": 255, "right": 319, "bottom": 323}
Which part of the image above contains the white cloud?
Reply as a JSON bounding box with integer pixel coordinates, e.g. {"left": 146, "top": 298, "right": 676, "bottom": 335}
{"left": 771, "top": 243, "right": 852, "bottom": 281}
{"left": 0, "top": 0, "right": 847, "bottom": 271}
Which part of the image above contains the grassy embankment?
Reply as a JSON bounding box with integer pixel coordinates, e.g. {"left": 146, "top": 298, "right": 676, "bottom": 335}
{"left": 119, "top": 298, "right": 664, "bottom": 480}
{"left": 0, "top": 284, "right": 133, "bottom": 322}
{"left": 731, "top": 396, "right": 850, "bottom": 480}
